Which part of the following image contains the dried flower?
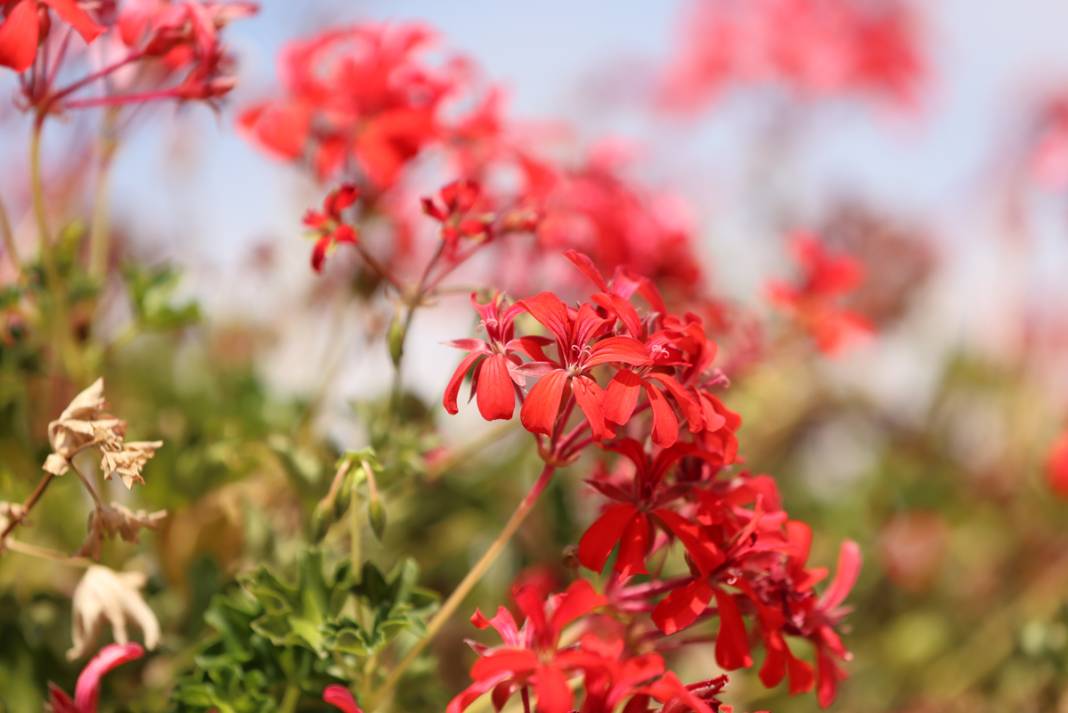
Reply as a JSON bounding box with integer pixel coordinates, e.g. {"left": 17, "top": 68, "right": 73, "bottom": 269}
{"left": 80, "top": 503, "right": 167, "bottom": 560}
{"left": 42, "top": 379, "right": 162, "bottom": 489}
{"left": 67, "top": 565, "right": 160, "bottom": 661}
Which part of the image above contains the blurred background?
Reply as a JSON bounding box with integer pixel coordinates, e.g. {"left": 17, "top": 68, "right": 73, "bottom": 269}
{"left": 3, "top": 1, "right": 1068, "bottom": 711}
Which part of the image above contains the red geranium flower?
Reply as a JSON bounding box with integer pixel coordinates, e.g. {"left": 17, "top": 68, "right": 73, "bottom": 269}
{"left": 448, "top": 579, "right": 606, "bottom": 713}
{"left": 578, "top": 439, "right": 726, "bottom": 580}
{"left": 304, "top": 184, "right": 360, "bottom": 272}
{"left": 444, "top": 293, "right": 529, "bottom": 421}
{"left": 768, "top": 232, "right": 873, "bottom": 354}
{"left": 517, "top": 292, "right": 649, "bottom": 441}
{"left": 422, "top": 179, "right": 494, "bottom": 255}
{"left": 0, "top": 0, "right": 103, "bottom": 72}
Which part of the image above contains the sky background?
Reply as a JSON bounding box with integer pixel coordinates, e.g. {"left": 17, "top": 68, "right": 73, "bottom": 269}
{"left": 4, "top": 0, "right": 1068, "bottom": 413}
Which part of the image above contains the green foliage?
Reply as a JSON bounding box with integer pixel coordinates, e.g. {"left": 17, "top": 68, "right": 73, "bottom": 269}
{"left": 122, "top": 264, "right": 200, "bottom": 332}
{"left": 171, "top": 550, "right": 436, "bottom": 711}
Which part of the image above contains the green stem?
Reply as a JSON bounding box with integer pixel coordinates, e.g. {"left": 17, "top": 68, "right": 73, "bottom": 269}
{"left": 0, "top": 192, "right": 18, "bottom": 273}
{"left": 350, "top": 467, "right": 362, "bottom": 580}
{"left": 88, "top": 108, "right": 120, "bottom": 281}
{"left": 30, "top": 115, "right": 72, "bottom": 377}
{"left": 371, "top": 462, "right": 556, "bottom": 709}
{"left": 279, "top": 683, "right": 301, "bottom": 713}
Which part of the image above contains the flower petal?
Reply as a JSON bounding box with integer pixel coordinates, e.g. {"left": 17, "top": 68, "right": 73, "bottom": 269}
{"left": 0, "top": 1, "right": 39, "bottom": 72}
{"left": 578, "top": 503, "right": 639, "bottom": 574}
{"left": 323, "top": 685, "right": 364, "bottom": 713}
{"left": 652, "top": 579, "right": 713, "bottom": 636}
{"left": 74, "top": 643, "right": 144, "bottom": 712}
{"left": 520, "top": 369, "right": 568, "bottom": 436}
{"left": 475, "top": 354, "right": 516, "bottom": 421}
{"left": 712, "top": 588, "right": 752, "bottom": 670}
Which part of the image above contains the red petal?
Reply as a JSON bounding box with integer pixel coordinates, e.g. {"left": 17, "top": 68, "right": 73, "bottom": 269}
{"left": 310, "top": 236, "right": 330, "bottom": 273}
{"left": 323, "top": 685, "right": 364, "bottom": 713}
{"left": 652, "top": 579, "right": 713, "bottom": 635}
{"left": 578, "top": 503, "right": 638, "bottom": 573}
{"left": 446, "top": 673, "right": 511, "bottom": 713}
{"left": 572, "top": 375, "right": 609, "bottom": 440}
{"left": 818, "top": 540, "right": 861, "bottom": 612}
{"left": 534, "top": 664, "right": 572, "bottom": 713}
{"left": 520, "top": 292, "right": 572, "bottom": 346}
{"left": 563, "top": 249, "right": 609, "bottom": 291}
{"left": 43, "top": 0, "right": 104, "bottom": 43}
{"left": 587, "top": 336, "right": 649, "bottom": 367}
{"left": 647, "top": 373, "right": 702, "bottom": 431}
{"left": 475, "top": 354, "right": 516, "bottom": 421}
{"left": 712, "top": 588, "right": 752, "bottom": 670}
{"left": 471, "top": 649, "right": 538, "bottom": 681}
{"left": 549, "top": 579, "right": 604, "bottom": 634}
{"left": 520, "top": 369, "right": 568, "bottom": 436}
{"left": 603, "top": 370, "right": 642, "bottom": 426}
{"left": 644, "top": 383, "right": 679, "bottom": 448}
{"left": 654, "top": 509, "right": 723, "bottom": 574}
{"left": 238, "top": 101, "right": 311, "bottom": 160}
{"left": 0, "top": 1, "right": 39, "bottom": 72}
{"left": 443, "top": 351, "right": 485, "bottom": 415}
{"left": 616, "top": 513, "right": 652, "bottom": 579}
{"left": 74, "top": 643, "right": 144, "bottom": 712}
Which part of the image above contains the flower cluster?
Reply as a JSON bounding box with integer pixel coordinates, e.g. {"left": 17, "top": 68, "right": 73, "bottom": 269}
{"left": 445, "top": 250, "right": 860, "bottom": 710}
{"left": 660, "top": 0, "right": 924, "bottom": 112}
{"left": 0, "top": 0, "right": 256, "bottom": 113}
{"left": 241, "top": 23, "right": 720, "bottom": 311}
{"left": 767, "top": 232, "right": 873, "bottom": 354}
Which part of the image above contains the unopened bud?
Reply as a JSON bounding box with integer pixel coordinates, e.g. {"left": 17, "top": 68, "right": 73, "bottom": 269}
{"left": 368, "top": 497, "right": 387, "bottom": 541}
{"left": 388, "top": 314, "right": 406, "bottom": 367}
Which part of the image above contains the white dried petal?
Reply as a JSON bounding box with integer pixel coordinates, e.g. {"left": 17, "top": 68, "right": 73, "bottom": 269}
{"left": 67, "top": 565, "right": 160, "bottom": 661}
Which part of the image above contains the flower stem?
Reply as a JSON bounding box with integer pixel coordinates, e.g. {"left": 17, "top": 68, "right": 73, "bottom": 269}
{"left": 0, "top": 193, "right": 19, "bottom": 272}
{"left": 0, "top": 471, "right": 55, "bottom": 547}
{"left": 30, "top": 115, "right": 72, "bottom": 377}
{"left": 371, "top": 462, "right": 556, "bottom": 709}
{"left": 88, "top": 108, "right": 120, "bottom": 281}
{"left": 4, "top": 538, "right": 92, "bottom": 568}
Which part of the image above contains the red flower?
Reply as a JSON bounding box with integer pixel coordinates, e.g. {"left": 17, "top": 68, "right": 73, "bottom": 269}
{"left": 238, "top": 24, "right": 453, "bottom": 185}
{"left": 659, "top": 0, "right": 923, "bottom": 112}
{"left": 0, "top": 0, "right": 103, "bottom": 72}
{"left": 422, "top": 179, "right": 494, "bottom": 254}
{"left": 517, "top": 292, "right": 649, "bottom": 441}
{"left": 448, "top": 579, "right": 606, "bottom": 713}
{"left": 323, "top": 685, "right": 364, "bottom": 713}
{"left": 304, "top": 184, "right": 360, "bottom": 272}
{"left": 578, "top": 439, "right": 726, "bottom": 580}
{"left": 768, "top": 232, "right": 873, "bottom": 354}
{"left": 47, "top": 643, "right": 144, "bottom": 713}
{"left": 443, "top": 293, "right": 528, "bottom": 421}
{"left": 1047, "top": 428, "right": 1068, "bottom": 499}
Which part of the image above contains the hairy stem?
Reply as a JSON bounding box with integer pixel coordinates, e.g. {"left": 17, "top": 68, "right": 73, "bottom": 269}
{"left": 372, "top": 462, "right": 556, "bottom": 708}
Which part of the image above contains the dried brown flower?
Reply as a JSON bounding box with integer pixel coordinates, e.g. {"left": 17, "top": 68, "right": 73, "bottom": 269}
{"left": 80, "top": 503, "right": 168, "bottom": 560}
